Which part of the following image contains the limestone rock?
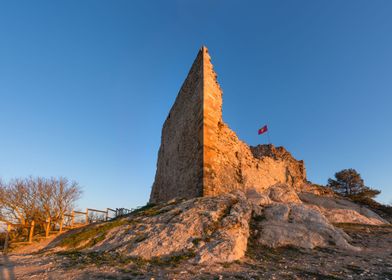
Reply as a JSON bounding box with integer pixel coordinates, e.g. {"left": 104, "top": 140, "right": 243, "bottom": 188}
{"left": 298, "top": 183, "right": 336, "bottom": 196}
{"left": 246, "top": 184, "right": 301, "bottom": 207}
{"left": 299, "top": 193, "right": 387, "bottom": 225}
{"left": 264, "top": 184, "right": 302, "bottom": 204}
{"left": 246, "top": 188, "right": 273, "bottom": 207}
{"left": 51, "top": 191, "right": 387, "bottom": 264}
{"left": 85, "top": 192, "right": 252, "bottom": 264}
{"left": 322, "top": 209, "right": 386, "bottom": 225}
{"left": 253, "top": 203, "right": 359, "bottom": 250}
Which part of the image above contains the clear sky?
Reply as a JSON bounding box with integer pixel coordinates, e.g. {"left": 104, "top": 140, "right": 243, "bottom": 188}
{"left": 0, "top": 1, "right": 391, "bottom": 210}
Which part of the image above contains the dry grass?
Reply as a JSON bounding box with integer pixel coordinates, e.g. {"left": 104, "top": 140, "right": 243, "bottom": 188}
{"left": 58, "top": 219, "right": 129, "bottom": 249}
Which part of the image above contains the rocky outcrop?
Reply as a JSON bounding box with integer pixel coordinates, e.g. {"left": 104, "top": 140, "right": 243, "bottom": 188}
{"left": 150, "top": 46, "right": 306, "bottom": 203}
{"left": 246, "top": 184, "right": 302, "bottom": 206}
{"left": 55, "top": 190, "right": 391, "bottom": 264}
{"left": 299, "top": 193, "right": 387, "bottom": 225}
{"left": 55, "top": 192, "right": 252, "bottom": 264}
{"left": 252, "top": 203, "right": 358, "bottom": 250}
{"left": 51, "top": 188, "right": 390, "bottom": 264}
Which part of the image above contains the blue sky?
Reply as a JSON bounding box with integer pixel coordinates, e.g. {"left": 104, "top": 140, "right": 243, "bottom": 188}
{"left": 0, "top": 0, "right": 391, "bottom": 209}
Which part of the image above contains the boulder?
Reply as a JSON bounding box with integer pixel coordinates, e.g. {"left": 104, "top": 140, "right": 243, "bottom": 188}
{"left": 246, "top": 184, "right": 301, "bottom": 207}
{"left": 299, "top": 193, "right": 387, "bottom": 225}
{"left": 253, "top": 203, "right": 359, "bottom": 250}
{"left": 265, "top": 184, "right": 302, "bottom": 204}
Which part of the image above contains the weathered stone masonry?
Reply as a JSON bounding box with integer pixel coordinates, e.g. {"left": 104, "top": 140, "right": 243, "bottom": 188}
{"left": 150, "top": 46, "right": 306, "bottom": 203}
{"left": 149, "top": 48, "right": 204, "bottom": 202}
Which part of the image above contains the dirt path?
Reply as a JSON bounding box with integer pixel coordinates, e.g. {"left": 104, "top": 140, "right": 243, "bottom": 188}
{"left": 0, "top": 236, "right": 57, "bottom": 280}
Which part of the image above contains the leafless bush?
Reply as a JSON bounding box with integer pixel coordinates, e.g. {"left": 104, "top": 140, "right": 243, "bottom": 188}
{"left": 0, "top": 177, "right": 82, "bottom": 229}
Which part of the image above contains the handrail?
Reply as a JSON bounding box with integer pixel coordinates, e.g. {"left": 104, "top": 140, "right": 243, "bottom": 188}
{"left": 87, "top": 208, "right": 107, "bottom": 214}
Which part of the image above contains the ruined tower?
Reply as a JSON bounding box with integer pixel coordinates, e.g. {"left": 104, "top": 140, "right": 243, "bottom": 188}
{"left": 150, "top": 46, "right": 306, "bottom": 203}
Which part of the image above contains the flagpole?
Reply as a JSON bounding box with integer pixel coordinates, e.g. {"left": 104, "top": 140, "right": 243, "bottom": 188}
{"left": 267, "top": 129, "right": 271, "bottom": 145}
{"left": 258, "top": 124, "right": 270, "bottom": 145}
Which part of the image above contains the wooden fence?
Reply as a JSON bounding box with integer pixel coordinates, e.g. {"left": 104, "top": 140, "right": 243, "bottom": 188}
{"left": 1, "top": 206, "right": 132, "bottom": 255}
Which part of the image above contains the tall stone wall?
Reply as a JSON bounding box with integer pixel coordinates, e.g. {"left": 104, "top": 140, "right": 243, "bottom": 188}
{"left": 202, "top": 47, "right": 224, "bottom": 196}
{"left": 150, "top": 46, "right": 307, "bottom": 203}
{"left": 149, "top": 49, "right": 204, "bottom": 203}
{"left": 201, "top": 47, "right": 306, "bottom": 197}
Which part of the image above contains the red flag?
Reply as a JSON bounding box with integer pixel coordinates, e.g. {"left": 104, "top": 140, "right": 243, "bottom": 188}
{"left": 258, "top": 125, "right": 268, "bottom": 135}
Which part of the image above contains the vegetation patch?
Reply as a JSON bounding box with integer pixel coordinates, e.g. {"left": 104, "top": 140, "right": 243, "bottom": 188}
{"left": 57, "top": 249, "right": 196, "bottom": 270}
{"left": 133, "top": 233, "right": 148, "bottom": 243}
{"left": 131, "top": 203, "right": 174, "bottom": 217}
{"left": 252, "top": 214, "right": 266, "bottom": 222}
{"left": 59, "top": 218, "right": 128, "bottom": 249}
{"left": 191, "top": 237, "right": 202, "bottom": 246}
{"left": 57, "top": 251, "right": 133, "bottom": 269}
{"left": 221, "top": 203, "right": 233, "bottom": 220}
{"left": 334, "top": 223, "right": 392, "bottom": 232}
{"left": 295, "top": 270, "right": 344, "bottom": 280}
{"left": 143, "top": 206, "right": 172, "bottom": 217}
{"left": 149, "top": 250, "right": 196, "bottom": 266}
{"left": 381, "top": 272, "right": 392, "bottom": 279}
{"left": 345, "top": 264, "right": 364, "bottom": 274}
{"left": 131, "top": 203, "right": 157, "bottom": 215}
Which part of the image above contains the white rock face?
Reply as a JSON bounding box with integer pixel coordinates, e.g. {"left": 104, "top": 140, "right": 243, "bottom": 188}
{"left": 246, "top": 184, "right": 301, "bottom": 206}
{"left": 89, "top": 191, "right": 252, "bottom": 264}
{"left": 265, "top": 184, "right": 302, "bottom": 204}
{"left": 253, "top": 203, "right": 359, "bottom": 250}
{"left": 299, "top": 193, "right": 387, "bottom": 225}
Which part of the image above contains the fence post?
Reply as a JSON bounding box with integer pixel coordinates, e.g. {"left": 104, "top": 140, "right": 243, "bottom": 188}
{"left": 28, "top": 220, "right": 35, "bottom": 243}
{"left": 105, "top": 208, "right": 109, "bottom": 221}
{"left": 3, "top": 224, "right": 11, "bottom": 255}
{"left": 71, "top": 210, "right": 74, "bottom": 228}
{"left": 45, "top": 217, "right": 51, "bottom": 238}
{"left": 59, "top": 214, "right": 64, "bottom": 234}
{"left": 85, "top": 208, "right": 89, "bottom": 225}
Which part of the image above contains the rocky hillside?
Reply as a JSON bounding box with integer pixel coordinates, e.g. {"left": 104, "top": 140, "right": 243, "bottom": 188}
{"left": 47, "top": 185, "right": 387, "bottom": 264}
{"left": 3, "top": 184, "right": 390, "bottom": 280}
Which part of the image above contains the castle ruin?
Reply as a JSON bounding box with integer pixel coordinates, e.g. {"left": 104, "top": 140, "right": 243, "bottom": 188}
{"left": 150, "top": 46, "right": 306, "bottom": 203}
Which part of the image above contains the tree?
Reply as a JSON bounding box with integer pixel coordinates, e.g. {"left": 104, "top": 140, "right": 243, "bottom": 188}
{"left": 0, "top": 177, "right": 82, "bottom": 227}
{"left": 327, "top": 169, "right": 380, "bottom": 198}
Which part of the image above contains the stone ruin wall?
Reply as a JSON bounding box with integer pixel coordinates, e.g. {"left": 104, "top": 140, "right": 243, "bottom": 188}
{"left": 150, "top": 47, "right": 307, "bottom": 203}
{"left": 203, "top": 122, "right": 307, "bottom": 197}
{"left": 202, "top": 48, "right": 306, "bottom": 197}
{"left": 149, "top": 50, "right": 204, "bottom": 203}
